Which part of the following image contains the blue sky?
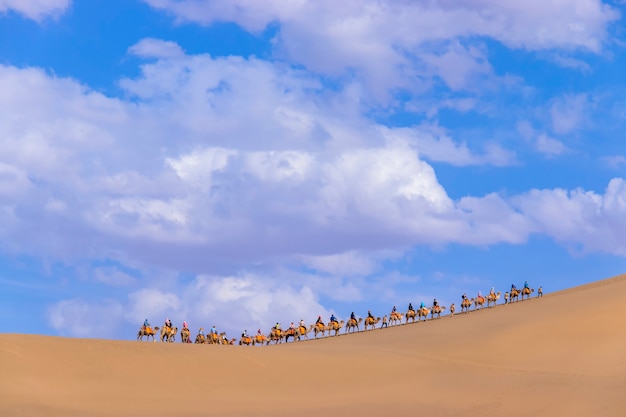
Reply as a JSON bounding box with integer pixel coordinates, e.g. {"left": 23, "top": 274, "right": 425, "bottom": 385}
{"left": 1, "top": 0, "right": 626, "bottom": 340}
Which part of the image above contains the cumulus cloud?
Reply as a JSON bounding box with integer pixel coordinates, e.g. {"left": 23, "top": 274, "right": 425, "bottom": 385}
{"left": 128, "top": 38, "right": 186, "bottom": 59}
{"left": 550, "top": 93, "right": 589, "bottom": 135}
{"left": 513, "top": 178, "right": 626, "bottom": 256}
{"left": 0, "top": 0, "right": 70, "bottom": 21}
{"left": 142, "top": 0, "right": 619, "bottom": 101}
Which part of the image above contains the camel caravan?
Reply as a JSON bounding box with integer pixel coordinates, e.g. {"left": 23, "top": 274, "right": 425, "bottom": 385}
{"left": 136, "top": 282, "right": 542, "bottom": 345}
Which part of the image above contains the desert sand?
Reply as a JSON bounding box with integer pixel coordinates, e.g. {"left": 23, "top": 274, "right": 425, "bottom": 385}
{"left": 2, "top": 276, "right": 626, "bottom": 417}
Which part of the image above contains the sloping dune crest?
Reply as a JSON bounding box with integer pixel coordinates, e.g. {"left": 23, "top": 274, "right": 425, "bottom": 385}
{"left": 2, "top": 275, "right": 626, "bottom": 417}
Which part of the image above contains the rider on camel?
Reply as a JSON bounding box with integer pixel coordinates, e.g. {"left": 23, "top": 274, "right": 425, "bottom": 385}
{"left": 524, "top": 280, "right": 529, "bottom": 289}
{"left": 350, "top": 312, "right": 356, "bottom": 322}
{"left": 408, "top": 302, "right": 414, "bottom": 312}
{"left": 433, "top": 298, "right": 438, "bottom": 308}
{"left": 316, "top": 315, "right": 323, "bottom": 326}
{"left": 330, "top": 314, "right": 338, "bottom": 324}
{"left": 143, "top": 318, "right": 150, "bottom": 330}
{"left": 165, "top": 318, "right": 172, "bottom": 329}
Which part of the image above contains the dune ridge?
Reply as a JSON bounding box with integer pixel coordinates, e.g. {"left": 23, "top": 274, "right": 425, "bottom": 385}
{"left": 2, "top": 274, "right": 626, "bottom": 417}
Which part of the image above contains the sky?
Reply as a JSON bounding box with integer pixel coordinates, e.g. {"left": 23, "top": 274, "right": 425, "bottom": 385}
{"left": 1, "top": 0, "right": 626, "bottom": 340}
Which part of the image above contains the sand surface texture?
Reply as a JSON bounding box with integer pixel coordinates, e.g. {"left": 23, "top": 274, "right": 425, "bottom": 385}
{"left": 2, "top": 276, "right": 626, "bottom": 417}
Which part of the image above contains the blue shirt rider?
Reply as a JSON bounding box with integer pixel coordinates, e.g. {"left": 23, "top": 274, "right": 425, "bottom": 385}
{"left": 330, "top": 314, "right": 338, "bottom": 324}
{"left": 524, "top": 281, "right": 529, "bottom": 289}
{"left": 143, "top": 319, "right": 150, "bottom": 328}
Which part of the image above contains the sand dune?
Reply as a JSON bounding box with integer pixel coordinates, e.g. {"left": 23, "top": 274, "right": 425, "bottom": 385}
{"left": 2, "top": 276, "right": 626, "bottom": 417}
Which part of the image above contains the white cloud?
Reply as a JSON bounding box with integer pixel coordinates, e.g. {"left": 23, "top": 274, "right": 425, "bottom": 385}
{"left": 48, "top": 298, "right": 125, "bottom": 338}
{"left": 513, "top": 178, "right": 626, "bottom": 256}
{"left": 550, "top": 93, "right": 589, "bottom": 135}
{"left": 92, "top": 266, "right": 136, "bottom": 286}
{"left": 142, "top": 0, "right": 619, "bottom": 101}
{"left": 0, "top": 0, "right": 70, "bottom": 21}
{"left": 128, "top": 38, "right": 186, "bottom": 59}
{"left": 381, "top": 125, "right": 517, "bottom": 167}
{"left": 536, "top": 133, "right": 567, "bottom": 157}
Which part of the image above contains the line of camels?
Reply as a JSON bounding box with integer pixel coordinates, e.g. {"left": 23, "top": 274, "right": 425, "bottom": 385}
{"left": 137, "top": 285, "right": 542, "bottom": 345}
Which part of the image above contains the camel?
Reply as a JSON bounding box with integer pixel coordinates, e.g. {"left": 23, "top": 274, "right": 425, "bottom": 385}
{"left": 521, "top": 287, "right": 534, "bottom": 300}
{"left": 364, "top": 316, "right": 381, "bottom": 330}
{"left": 460, "top": 298, "right": 472, "bottom": 313}
{"left": 449, "top": 303, "right": 455, "bottom": 315}
{"left": 160, "top": 326, "right": 177, "bottom": 342}
{"left": 269, "top": 327, "right": 284, "bottom": 344}
{"left": 313, "top": 322, "right": 326, "bottom": 338}
{"left": 252, "top": 334, "right": 268, "bottom": 346}
{"left": 293, "top": 325, "right": 313, "bottom": 341}
{"left": 389, "top": 312, "right": 403, "bottom": 326}
{"left": 239, "top": 335, "right": 253, "bottom": 346}
{"left": 405, "top": 309, "right": 418, "bottom": 323}
{"left": 180, "top": 328, "right": 191, "bottom": 343}
{"left": 345, "top": 318, "right": 362, "bottom": 333}
{"left": 327, "top": 320, "right": 345, "bottom": 336}
{"left": 509, "top": 288, "right": 520, "bottom": 302}
{"left": 194, "top": 333, "right": 206, "bottom": 344}
{"left": 206, "top": 331, "right": 228, "bottom": 344}
{"left": 284, "top": 327, "right": 300, "bottom": 342}
{"left": 486, "top": 291, "right": 501, "bottom": 307}
{"left": 417, "top": 307, "right": 430, "bottom": 321}
{"left": 430, "top": 305, "right": 446, "bottom": 319}
{"left": 473, "top": 296, "right": 485, "bottom": 310}
{"left": 137, "top": 326, "right": 159, "bottom": 342}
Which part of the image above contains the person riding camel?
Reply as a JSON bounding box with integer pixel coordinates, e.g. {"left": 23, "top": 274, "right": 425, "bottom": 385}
{"left": 408, "top": 303, "right": 414, "bottom": 312}
{"left": 165, "top": 318, "right": 172, "bottom": 329}
{"left": 462, "top": 293, "right": 468, "bottom": 301}
{"left": 392, "top": 305, "right": 397, "bottom": 313}
{"left": 367, "top": 310, "right": 374, "bottom": 319}
{"left": 350, "top": 312, "right": 356, "bottom": 322}
{"left": 182, "top": 321, "right": 189, "bottom": 331}
{"left": 242, "top": 329, "right": 248, "bottom": 338}
{"left": 257, "top": 329, "right": 262, "bottom": 335}
{"left": 511, "top": 283, "right": 517, "bottom": 292}
{"left": 330, "top": 314, "right": 338, "bottom": 324}
{"left": 211, "top": 325, "right": 217, "bottom": 335}
{"left": 524, "top": 280, "right": 529, "bottom": 289}
{"left": 477, "top": 290, "right": 483, "bottom": 301}
{"left": 419, "top": 301, "right": 425, "bottom": 310}
{"left": 143, "top": 319, "right": 150, "bottom": 330}
{"left": 299, "top": 319, "right": 306, "bottom": 330}
{"left": 316, "top": 315, "right": 323, "bottom": 326}
{"left": 289, "top": 322, "right": 295, "bottom": 330}
{"left": 274, "top": 322, "right": 281, "bottom": 331}
{"left": 490, "top": 287, "right": 495, "bottom": 296}
{"left": 433, "top": 298, "right": 438, "bottom": 308}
